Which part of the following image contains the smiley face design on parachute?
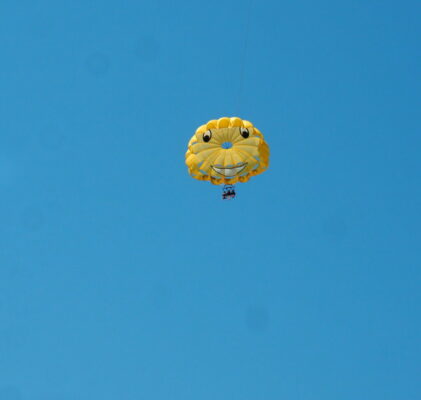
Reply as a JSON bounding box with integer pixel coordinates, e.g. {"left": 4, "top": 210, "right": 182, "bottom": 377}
{"left": 185, "top": 117, "right": 270, "bottom": 185}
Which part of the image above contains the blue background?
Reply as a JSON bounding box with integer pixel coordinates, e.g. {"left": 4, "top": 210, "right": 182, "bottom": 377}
{"left": 1, "top": 0, "right": 420, "bottom": 399}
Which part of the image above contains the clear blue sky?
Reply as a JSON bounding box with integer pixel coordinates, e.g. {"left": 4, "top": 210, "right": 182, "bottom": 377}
{"left": 1, "top": 0, "right": 420, "bottom": 399}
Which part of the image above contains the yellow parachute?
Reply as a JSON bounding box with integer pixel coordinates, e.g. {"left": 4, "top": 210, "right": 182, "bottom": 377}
{"left": 185, "top": 117, "right": 270, "bottom": 198}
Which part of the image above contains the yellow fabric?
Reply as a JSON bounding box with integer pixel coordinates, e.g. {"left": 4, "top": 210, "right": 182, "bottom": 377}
{"left": 185, "top": 117, "right": 270, "bottom": 185}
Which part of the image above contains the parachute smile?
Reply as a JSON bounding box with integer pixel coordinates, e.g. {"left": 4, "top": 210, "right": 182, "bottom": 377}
{"left": 211, "top": 163, "right": 247, "bottom": 177}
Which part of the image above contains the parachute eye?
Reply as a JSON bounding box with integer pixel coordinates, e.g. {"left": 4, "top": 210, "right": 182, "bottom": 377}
{"left": 240, "top": 128, "right": 249, "bottom": 139}
{"left": 203, "top": 130, "right": 212, "bottom": 142}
